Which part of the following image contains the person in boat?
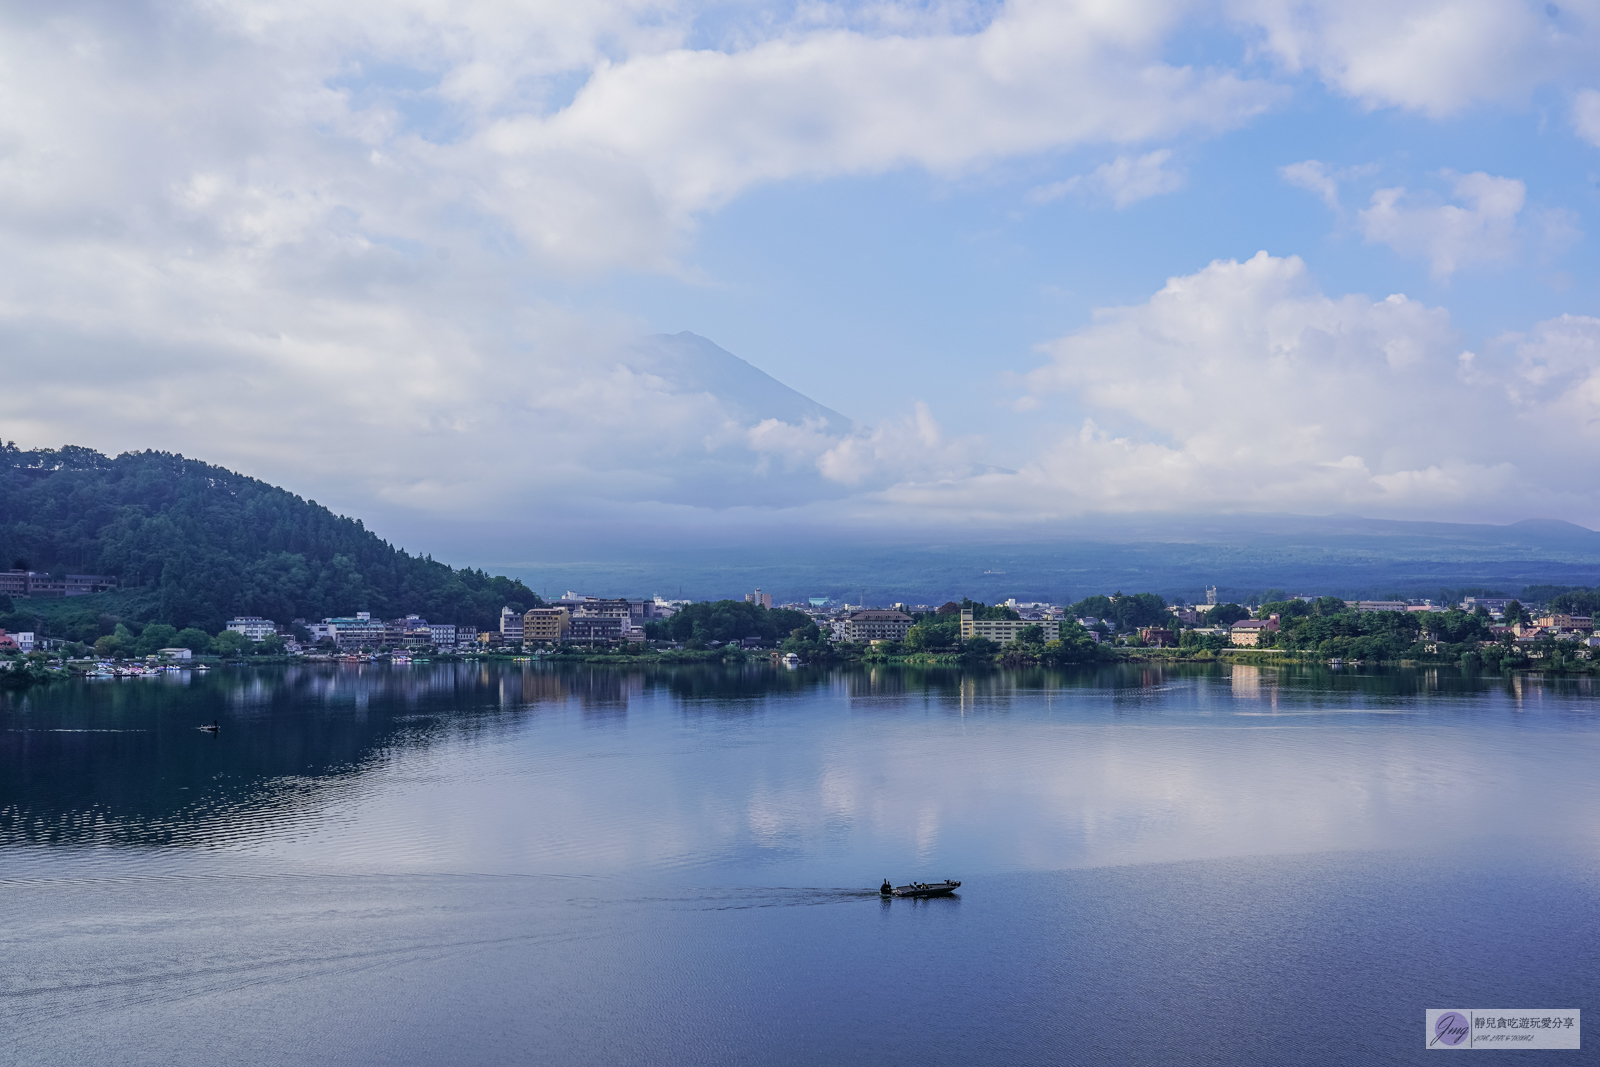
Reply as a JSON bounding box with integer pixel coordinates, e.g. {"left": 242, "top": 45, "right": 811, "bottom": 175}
{"left": 881, "top": 879, "right": 892, "bottom": 895}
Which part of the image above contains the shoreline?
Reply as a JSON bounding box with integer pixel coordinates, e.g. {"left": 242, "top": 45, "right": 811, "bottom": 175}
{"left": 9, "top": 645, "right": 1600, "bottom": 683}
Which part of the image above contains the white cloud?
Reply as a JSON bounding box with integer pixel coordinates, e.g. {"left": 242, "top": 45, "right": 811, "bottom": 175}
{"left": 1019, "top": 251, "right": 1479, "bottom": 514}
{"left": 1279, "top": 160, "right": 1342, "bottom": 208}
{"left": 0, "top": 0, "right": 1276, "bottom": 522}
{"left": 482, "top": 11, "right": 1269, "bottom": 249}
{"left": 1230, "top": 0, "right": 1600, "bottom": 116}
{"left": 868, "top": 250, "right": 1600, "bottom": 524}
{"left": 0, "top": 1, "right": 1281, "bottom": 283}
{"left": 1278, "top": 158, "right": 1384, "bottom": 210}
{"left": 1574, "top": 88, "right": 1600, "bottom": 147}
{"left": 1357, "top": 171, "right": 1526, "bottom": 277}
{"left": 1092, "top": 150, "right": 1186, "bottom": 207}
{"left": 1030, "top": 150, "right": 1185, "bottom": 208}
{"left": 1497, "top": 312, "right": 1600, "bottom": 409}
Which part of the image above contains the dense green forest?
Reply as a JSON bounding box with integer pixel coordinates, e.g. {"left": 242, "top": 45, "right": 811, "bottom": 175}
{"left": 0, "top": 443, "right": 538, "bottom": 640}
{"left": 1176, "top": 596, "right": 1505, "bottom": 661}
{"left": 643, "top": 600, "right": 816, "bottom": 647}
{"left": 1542, "top": 586, "right": 1600, "bottom": 615}
{"left": 894, "top": 600, "right": 1108, "bottom": 664}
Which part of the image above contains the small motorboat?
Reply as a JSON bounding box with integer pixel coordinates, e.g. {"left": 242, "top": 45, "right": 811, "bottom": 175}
{"left": 881, "top": 879, "right": 960, "bottom": 898}
{"left": 198, "top": 720, "right": 219, "bottom": 733}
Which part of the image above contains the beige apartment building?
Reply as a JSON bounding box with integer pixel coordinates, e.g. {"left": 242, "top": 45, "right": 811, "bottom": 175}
{"left": 959, "top": 611, "right": 1059, "bottom": 643}
{"left": 1229, "top": 616, "right": 1281, "bottom": 646}
{"left": 1534, "top": 614, "right": 1593, "bottom": 630}
{"left": 523, "top": 607, "right": 571, "bottom": 645}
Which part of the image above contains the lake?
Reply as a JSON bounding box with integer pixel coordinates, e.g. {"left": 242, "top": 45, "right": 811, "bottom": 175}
{"left": 3, "top": 662, "right": 1597, "bottom": 1064}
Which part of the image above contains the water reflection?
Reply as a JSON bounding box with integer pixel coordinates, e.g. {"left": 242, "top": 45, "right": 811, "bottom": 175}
{"left": 4, "top": 662, "right": 1600, "bottom": 879}
{"left": 8, "top": 661, "right": 1600, "bottom": 1067}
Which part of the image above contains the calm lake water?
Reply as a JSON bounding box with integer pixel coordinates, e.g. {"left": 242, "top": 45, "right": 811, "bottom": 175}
{"left": 3, "top": 662, "right": 1597, "bottom": 1065}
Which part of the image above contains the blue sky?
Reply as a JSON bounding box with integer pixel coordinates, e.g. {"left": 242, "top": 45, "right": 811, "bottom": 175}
{"left": 601, "top": 79, "right": 1600, "bottom": 441}
{"left": 3, "top": 0, "right": 1600, "bottom": 553}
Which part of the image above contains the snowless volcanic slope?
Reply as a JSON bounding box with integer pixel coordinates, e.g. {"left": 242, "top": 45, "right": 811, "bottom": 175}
{"left": 626, "top": 332, "right": 855, "bottom": 432}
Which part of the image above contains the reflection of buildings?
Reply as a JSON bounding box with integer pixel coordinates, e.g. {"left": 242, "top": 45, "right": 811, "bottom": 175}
{"left": 1231, "top": 664, "right": 1279, "bottom": 709}
{"left": 839, "top": 667, "right": 913, "bottom": 700}
{"left": 505, "top": 670, "right": 571, "bottom": 707}
{"left": 499, "top": 666, "right": 644, "bottom": 710}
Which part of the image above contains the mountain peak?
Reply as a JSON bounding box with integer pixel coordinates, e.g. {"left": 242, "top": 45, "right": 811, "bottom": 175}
{"left": 627, "top": 332, "right": 855, "bottom": 431}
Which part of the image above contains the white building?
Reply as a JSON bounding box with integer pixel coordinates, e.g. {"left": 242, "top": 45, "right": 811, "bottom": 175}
{"left": 226, "top": 616, "right": 277, "bottom": 640}
{"left": 652, "top": 596, "right": 687, "bottom": 618}
{"left": 839, "top": 609, "right": 914, "bottom": 642}
{"left": 157, "top": 647, "right": 193, "bottom": 661}
{"left": 313, "top": 613, "right": 385, "bottom": 650}
{"left": 500, "top": 606, "right": 524, "bottom": 643}
{"left": 15, "top": 631, "right": 35, "bottom": 652}
{"left": 428, "top": 623, "right": 457, "bottom": 647}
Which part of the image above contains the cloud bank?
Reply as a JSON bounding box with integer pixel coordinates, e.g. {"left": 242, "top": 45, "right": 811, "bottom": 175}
{"left": 2, "top": 1, "right": 1600, "bottom": 542}
{"left": 991, "top": 252, "right": 1600, "bottom": 524}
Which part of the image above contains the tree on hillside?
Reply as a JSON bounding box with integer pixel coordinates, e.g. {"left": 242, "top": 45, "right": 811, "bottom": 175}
{"left": 960, "top": 598, "right": 1020, "bottom": 620}
{"left": 175, "top": 627, "right": 212, "bottom": 654}
{"left": 211, "top": 630, "right": 250, "bottom": 656}
{"left": 1108, "top": 593, "right": 1167, "bottom": 630}
{"left": 1547, "top": 588, "right": 1600, "bottom": 616}
{"left": 1205, "top": 603, "right": 1251, "bottom": 626}
{"left": 0, "top": 443, "right": 540, "bottom": 633}
{"left": 134, "top": 624, "right": 178, "bottom": 657}
{"left": 1070, "top": 595, "right": 1114, "bottom": 620}
{"left": 645, "top": 601, "right": 812, "bottom": 646}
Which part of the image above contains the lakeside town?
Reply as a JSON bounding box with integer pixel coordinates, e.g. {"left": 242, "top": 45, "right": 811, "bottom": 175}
{"left": 5, "top": 571, "right": 1600, "bottom": 679}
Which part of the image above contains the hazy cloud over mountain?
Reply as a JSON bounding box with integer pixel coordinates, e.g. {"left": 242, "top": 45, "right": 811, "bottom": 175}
{"left": 4, "top": 0, "right": 1600, "bottom": 555}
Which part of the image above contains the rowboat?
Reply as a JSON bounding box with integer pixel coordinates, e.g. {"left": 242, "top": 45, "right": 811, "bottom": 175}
{"left": 881, "top": 880, "right": 960, "bottom": 898}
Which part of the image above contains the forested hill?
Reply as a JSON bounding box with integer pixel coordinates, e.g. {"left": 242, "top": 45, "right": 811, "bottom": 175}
{"left": 0, "top": 443, "right": 538, "bottom": 632}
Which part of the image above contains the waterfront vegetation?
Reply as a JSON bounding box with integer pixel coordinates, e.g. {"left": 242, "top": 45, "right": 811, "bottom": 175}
{"left": 18, "top": 591, "right": 1600, "bottom": 675}
{"left": 15, "top": 576, "right": 1600, "bottom": 687}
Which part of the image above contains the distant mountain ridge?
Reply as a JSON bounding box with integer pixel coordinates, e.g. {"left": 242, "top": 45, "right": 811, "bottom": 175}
{"left": 0, "top": 443, "right": 538, "bottom": 636}
{"left": 492, "top": 512, "right": 1600, "bottom": 605}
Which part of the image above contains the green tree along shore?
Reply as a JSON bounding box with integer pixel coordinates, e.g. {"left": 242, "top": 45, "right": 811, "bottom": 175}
{"left": 1166, "top": 595, "right": 1600, "bottom": 671}
{"left": 632, "top": 598, "right": 1110, "bottom": 666}
{"left": 0, "top": 443, "right": 538, "bottom": 642}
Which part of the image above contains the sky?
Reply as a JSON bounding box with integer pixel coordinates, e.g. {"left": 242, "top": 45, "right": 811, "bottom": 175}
{"left": 4, "top": 0, "right": 1600, "bottom": 560}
